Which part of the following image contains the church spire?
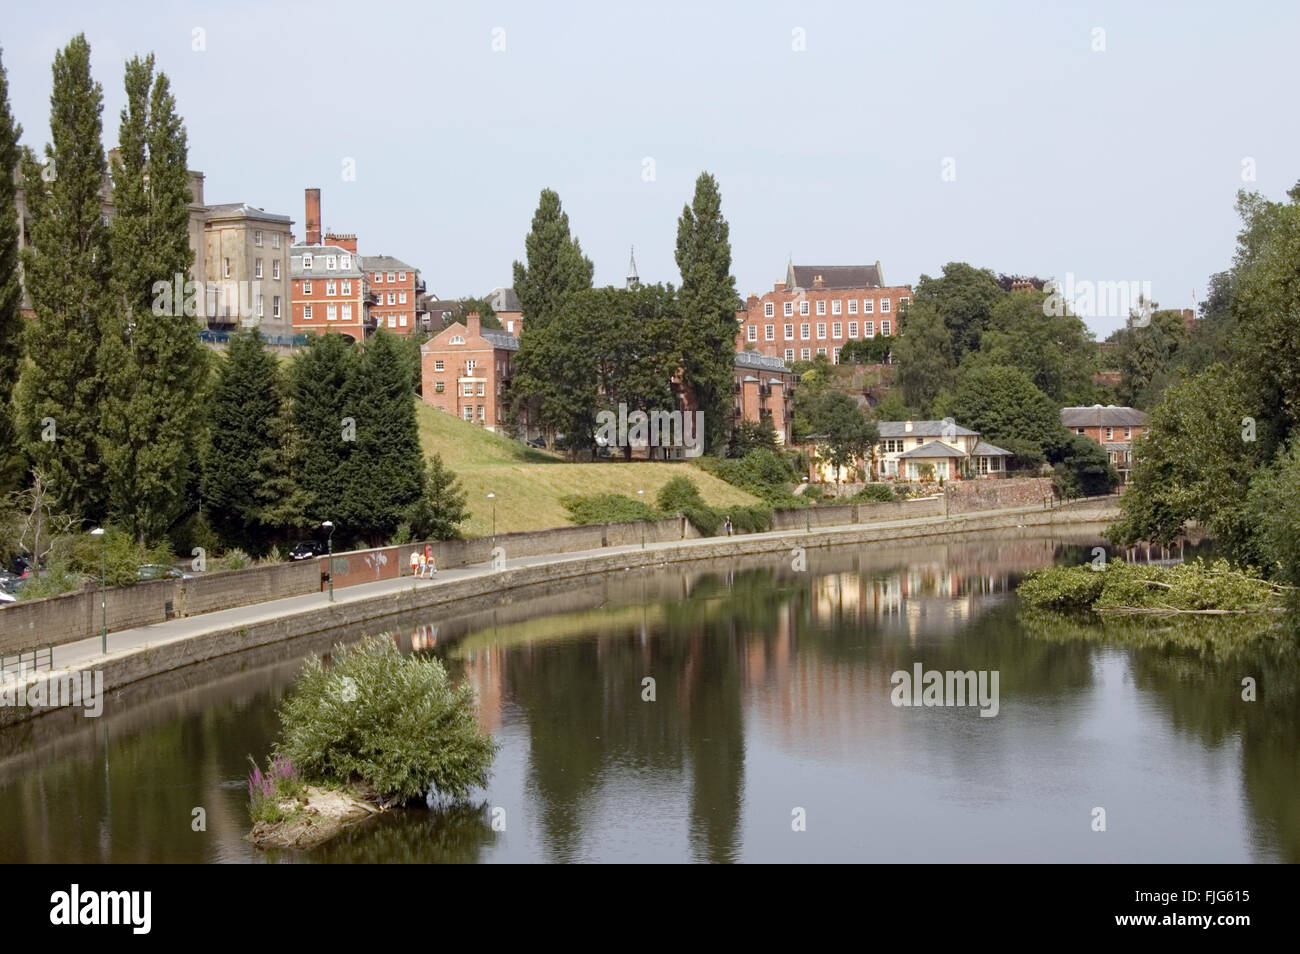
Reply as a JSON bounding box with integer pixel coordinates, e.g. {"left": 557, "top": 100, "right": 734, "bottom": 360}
{"left": 626, "top": 245, "right": 640, "bottom": 289}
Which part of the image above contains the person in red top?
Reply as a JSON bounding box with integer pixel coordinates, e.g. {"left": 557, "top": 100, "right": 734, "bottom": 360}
{"left": 424, "top": 544, "right": 437, "bottom": 576}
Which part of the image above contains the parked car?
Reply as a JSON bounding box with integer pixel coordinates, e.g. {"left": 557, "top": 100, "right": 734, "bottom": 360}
{"left": 527, "top": 437, "right": 547, "bottom": 449}
{"left": 289, "top": 540, "right": 326, "bottom": 561}
{"left": 136, "top": 564, "right": 190, "bottom": 581}
{"left": 0, "top": 573, "right": 18, "bottom": 604}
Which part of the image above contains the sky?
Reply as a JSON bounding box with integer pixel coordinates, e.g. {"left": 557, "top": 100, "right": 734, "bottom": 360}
{"left": 4, "top": 0, "right": 1298, "bottom": 338}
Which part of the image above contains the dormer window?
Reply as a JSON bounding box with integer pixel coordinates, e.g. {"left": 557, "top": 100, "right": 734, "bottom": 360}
{"left": 326, "top": 256, "right": 337, "bottom": 270}
{"left": 341, "top": 254, "right": 351, "bottom": 269}
{"left": 302, "top": 253, "right": 313, "bottom": 269}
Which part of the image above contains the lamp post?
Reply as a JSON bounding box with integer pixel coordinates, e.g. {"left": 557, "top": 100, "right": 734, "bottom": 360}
{"left": 487, "top": 493, "right": 496, "bottom": 540}
{"left": 638, "top": 490, "right": 645, "bottom": 548}
{"left": 90, "top": 527, "right": 106, "bottom": 654}
{"left": 322, "top": 521, "right": 335, "bottom": 602}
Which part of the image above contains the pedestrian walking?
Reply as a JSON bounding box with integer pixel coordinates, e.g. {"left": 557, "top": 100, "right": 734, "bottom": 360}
{"left": 409, "top": 549, "right": 420, "bottom": 578}
{"left": 425, "top": 544, "right": 437, "bottom": 575}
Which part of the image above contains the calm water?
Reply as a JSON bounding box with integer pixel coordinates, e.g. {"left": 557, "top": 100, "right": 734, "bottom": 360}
{"left": 1, "top": 529, "right": 1296, "bottom": 863}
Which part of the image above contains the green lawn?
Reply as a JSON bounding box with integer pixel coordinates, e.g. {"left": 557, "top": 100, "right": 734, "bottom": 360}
{"left": 414, "top": 401, "right": 760, "bottom": 536}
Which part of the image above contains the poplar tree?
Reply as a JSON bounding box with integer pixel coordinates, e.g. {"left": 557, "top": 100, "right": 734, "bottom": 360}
{"left": 100, "top": 55, "right": 209, "bottom": 542}
{"left": 0, "top": 48, "right": 23, "bottom": 492}
{"left": 16, "top": 35, "right": 112, "bottom": 520}
{"left": 338, "top": 328, "right": 423, "bottom": 544}
{"left": 675, "top": 172, "right": 738, "bottom": 455}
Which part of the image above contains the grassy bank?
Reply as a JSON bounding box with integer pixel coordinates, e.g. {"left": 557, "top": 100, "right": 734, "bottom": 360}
{"left": 414, "top": 401, "right": 761, "bottom": 536}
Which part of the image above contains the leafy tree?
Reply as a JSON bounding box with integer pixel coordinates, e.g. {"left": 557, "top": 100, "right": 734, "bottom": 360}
{"left": 675, "top": 172, "right": 738, "bottom": 454}
{"left": 446, "top": 296, "right": 501, "bottom": 331}
{"left": 871, "top": 389, "right": 918, "bottom": 422}
{"left": 99, "top": 55, "right": 209, "bottom": 543}
{"left": 1107, "top": 363, "right": 1262, "bottom": 552}
{"left": 509, "top": 292, "right": 600, "bottom": 455}
{"left": 15, "top": 35, "right": 112, "bottom": 521}
{"left": 1245, "top": 438, "right": 1300, "bottom": 584}
{"left": 728, "top": 419, "right": 778, "bottom": 458}
{"left": 290, "top": 332, "right": 357, "bottom": 523}
{"left": 0, "top": 48, "right": 23, "bottom": 493}
{"left": 962, "top": 289, "right": 1098, "bottom": 404}
{"left": 1116, "top": 306, "right": 1188, "bottom": 408}
{"left": 511, "top": 189, "right": 593, "bottom": 335}
{"left": 202, "top": 331, "right": 292, "bottom": 552}
{"left": 893, "top": 299, "right": 954, "bottom": 415}
{"left": 1052, "top": 433, "right": 1118, "bottom": 498}
{"left": 839, "top": 336, "right": 894, "bottom": 365}
{"left": 338, "top": 328, "right": 425, "bottom": 545}
{"left": 913, "top": 262, "right": 1005, "bottom": 361}
{"left": 407, "top": 453, "right": 470, "bottom": 540}
{"left": 937, "top": 365, "right": 1064, "bottom": 468}
{"left": 806, "top": 391, "right": 879, "bottom": 482}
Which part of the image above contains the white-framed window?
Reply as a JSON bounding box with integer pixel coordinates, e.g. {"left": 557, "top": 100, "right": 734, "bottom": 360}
{"left": 327, "top": 305, "right": 337, "bottom": 321}
{"left": 373, "top": 272, "right": 383, "bottom": 283}
{"left": 387, "top": 292, "right": 395, "bottom": 305}
{"left": 764, "top": 302, "right": 774, "bottom": 317}
{"left": 800, "top": 348, "right": 810, "bottom": 360}
{"left": 397, "top": 271, "right": 406, "bottom": 281}
{"left": 256, "top": 294, "right": 264, "bottom": 317}
{"left": 848, "top": 321, "right": 858, "bottom": 338}
{"left": 341, "top": 280, "right": 351, "bottom": 295}
{"left": 833, "top": 347, "right": 841, "bottom": 363}
{"left": 881, "top": 320, "right": 892, "bottom": 335}
{"left": 832, "top": 300, "right": 842, "bottom": 315}
{"left": 302, "top": 253, "right": 313, "bottom": 270}
{"left": 899, "top": 296, "right": 910, "bottom": 309}
{"left": 399, "top": 292, "right": 407, "bottom": 304}
{"left": 466, "top": 359, "right": 476, "bottom": 372}
{"left": 342, "top": 304, "right": 352, "bottom": 320}
{"left": 340, "top": 254, "right": 351, "bottom": 269}
{"left": 434, "top": 381, "right": 445, "bottom": 393}
{"left": 272, "top": 295, "right": 281, "bottom": 318}
{"left": 223, "top": 258, "right": 231, "bottom": 278}
{"left": 817, "top": 347, "right": 827, "bottom": 356}
{"left": 434, "top": 359, "right": 444, "bottom": 371}
{"left": 816, "top": 300, "right": 826, "bottom": 316}
{"left": 848, "top": 300, "right": 858, "bottom": 314}
{"left": 1105, "top": 427, "right": 1114, "bottom": 440}
{"left": 400, "top": 314, "right": 407, "bottom": 326}
{"left": 477, "top": 405, "right": 485, "bottom": 423}
{"left": 747, "top": 325, "right": 757, "bottom": 342}
{"left": 302, "top": 280, "right": 312, "bottom": 295}
{"left": 799, "top": 301, "right": 810, "bottom": 316}
{"left": 816, "top": 322, "right": 826, "bottom": 339}
{"left": 477, "top": 381, "right": 485, "bottom": 396}
{"left": 326, "top": 280, "right": 337, "bottom": 296}
{"left": 784, "top": 348, "right": 795, "bottom": 362}
{"left": 784, "top": 323, "right": 794, "bottom": 340}
{"left": 1125, "top": 427, "right": 1132, "bottom": 439}
{"left": 865, "top": 321, "right": 875, "bottom": 337}
{"left": 863, "top": 300, "right": 874, "bottom": 314}
{"left": 832, "top": 321, "right": 842, "bottom": 338}
{"left": 450, "top": 335, "right": 465, "bottom": 345}
{"left": 784, "top": 301, "right": 793, "bottom": 317}
{"left": 387, "top": 272, "right": 395, "bottom": 282}
{"left": 800, "top": 323, "right": 810, "bottom": 339}
{"left": 463, "top": 406, "right": 473, "bottom": 421}
{"left": 254, "top": 230, "right": 263, "bottom": 247}
{"left": 881, "top": 298, "right": 891, "bottom": 313}
{"left": 272, "top": 260, "right": 280, "bottom": 280}
{"left": 765, "top": 324, "right": 775, "bottom": 341}
{"left": 272, "top": 233, "right": 280, "bottom": 249}
{"left": 326, "top": 256, "right": 337, "bottom": 270}
{"left": 304, "top": 305, "right": 312, "bottom": 320}
{"left": 388, "top": 315, "right": 396, "bottom": 328}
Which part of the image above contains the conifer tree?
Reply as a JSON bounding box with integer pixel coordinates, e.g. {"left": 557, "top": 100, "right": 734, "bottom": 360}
{"left": 16, "top": 35, "right": 112, "bottom": 520}
{"left": 0, "top": 48, "right": 24, "bottom": 493}
{"left": 100, "top": 55, "right": 209, "bottom": 542}
{"left": 675, "top": 172, "right": 738, "bottom": 455}
{"left": 407, "top": 453, "right": 469, "bottom": 540}
{"left": 290, "top": 332, "right": 357, "bottom": 525}
{"left": 339, "top": 328, "right": 423, "bottom": 543}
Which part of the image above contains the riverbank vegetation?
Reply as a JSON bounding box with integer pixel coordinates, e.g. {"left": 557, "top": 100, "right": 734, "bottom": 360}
{"left": 562, "top": 474, "right": 771, "bottom": 536}
{"left": 1017, "top": 560, "right": 1289, "bottom": 614}
{"left": 247, "top": 636, "right": 497, "bottom": 850}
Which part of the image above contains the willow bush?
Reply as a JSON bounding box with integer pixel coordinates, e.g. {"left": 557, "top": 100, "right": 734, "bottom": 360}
{"left": 274, "top": 636, "right": 497, "bottom": 803}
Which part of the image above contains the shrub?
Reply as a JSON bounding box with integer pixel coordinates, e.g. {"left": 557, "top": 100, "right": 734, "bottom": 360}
{"left": 851, "top": 483, "right": 896, "bottom": 503}
{"left": 275, "top": 635, "right": 498, "bottom": 803}
{"left": 562, "top": 493, "right": 658, "bottom": 525}
{"left": 215, "top": 548, "right": 253, "bottom": 571}
{"left": 655, "top": 475, "right": 705, "bottom": 513}
{"left": 247, "top": 754, "right": 305, "bottom": 824}
{"left": 801, "top": 484, "right": 824, "bottom": 501}
{"left": 1016, "top": 565, "right": 1107, "bottom": 610}
{"left": 724, "top": 504, "right": 772, "bottom": 534}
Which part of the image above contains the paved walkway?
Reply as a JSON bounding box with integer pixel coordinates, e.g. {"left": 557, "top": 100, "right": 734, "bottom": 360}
{"left": 32, "top": 499, "right": 1107, "bottom": 676}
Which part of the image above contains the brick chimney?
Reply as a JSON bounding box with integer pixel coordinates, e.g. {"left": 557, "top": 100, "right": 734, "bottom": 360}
{"left": 813, "top": 274, "right": 825, "bottom": 289}
{"left": 466, "top": 311, "right": 481, "bottom": 337}
{"left": 305, "top": 188, "right": 321, "bottom": 245}
{"left": 324, "top": 231, "right": 357, "bottom": 254}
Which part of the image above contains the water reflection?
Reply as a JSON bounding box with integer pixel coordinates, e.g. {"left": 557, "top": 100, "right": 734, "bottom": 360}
{"left": 0, "top": 529, "right": 1292, "bottom": 862}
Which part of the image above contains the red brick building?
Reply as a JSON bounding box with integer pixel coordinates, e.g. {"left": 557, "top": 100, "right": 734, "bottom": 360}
{"left": 1060, "top": 405, "right": 1149, "bottom": 482}
{"left": 734, "top": 350, "right": 795, "bottom": 445}
{"left": 364, "top": 254, "right": 421, "bottom": 336}
{"left": 290, "top": 241, "right": 370, "bottom": 342}
{"left": 488, "top": 287, "right": 523, "bottom": 336}
{"left": 420, "top": 312, "right": 518, "bottom": 430}
{"left": 736, "top": 261, "right": 913, "bottom": 364}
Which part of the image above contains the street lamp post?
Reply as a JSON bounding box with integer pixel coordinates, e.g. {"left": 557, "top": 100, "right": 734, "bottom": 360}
{"left": 322, "top": 521, "right": 335, "bottom": 602}
{"left": 487, "top": 493, "right": 496, "bottom": 540}
{"left": 638, "top": 490, "right": 645, "bottom": 548}
{"left": 90, "top": 528, "right": 106, "bottom": 654}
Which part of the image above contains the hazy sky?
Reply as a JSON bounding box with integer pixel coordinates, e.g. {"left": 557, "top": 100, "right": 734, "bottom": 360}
{"left": 5, "top": 0, "right": 1297, "bottom": 337}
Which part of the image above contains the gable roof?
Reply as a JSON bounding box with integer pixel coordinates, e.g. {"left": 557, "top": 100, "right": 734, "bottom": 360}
{"left": 971, "top": 440, "right": 1012, "bottom": 457}
{"left": 898, "top": 440, "right": 967, "bottom": 459}
{"left": 360, "top": 255, "right": 416, "bottom": 274}
{"left": 290, "top": 244, "right": 363, "bottom": 278}
{"left": 788, "top": 263, "right": 884, "bottom": 290}
{"left": 1060, "top": 405, "right": 1148, "bottom": 428}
